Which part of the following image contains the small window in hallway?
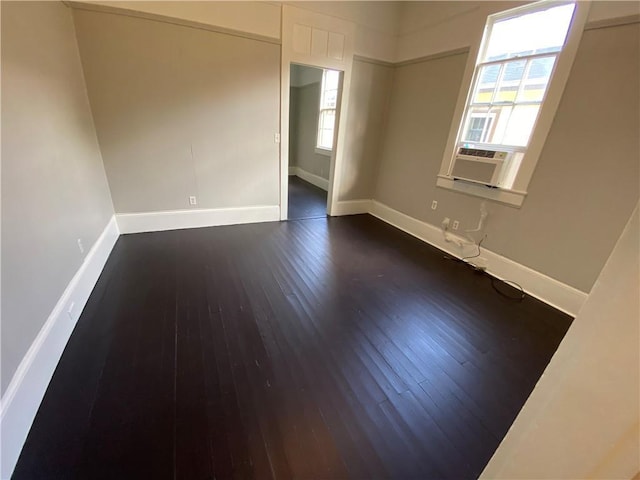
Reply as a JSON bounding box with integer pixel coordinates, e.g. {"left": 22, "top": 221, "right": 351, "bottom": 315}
{"left": 316, "top": 69, "right": 340, "bottom": 151}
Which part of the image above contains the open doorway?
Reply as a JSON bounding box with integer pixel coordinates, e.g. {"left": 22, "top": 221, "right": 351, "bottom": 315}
{"left": 287, "top": 64, "right": 341, "bottom": 220}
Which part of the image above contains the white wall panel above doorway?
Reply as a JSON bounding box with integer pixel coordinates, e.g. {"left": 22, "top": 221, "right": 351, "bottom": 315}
{"left": 283, "top": 5, "right": 355, "bottom": 70}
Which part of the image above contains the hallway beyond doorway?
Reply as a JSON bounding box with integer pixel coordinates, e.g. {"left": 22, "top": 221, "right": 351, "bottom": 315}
{"left": 287, "top": 176, "right": 327, "bottom": 220}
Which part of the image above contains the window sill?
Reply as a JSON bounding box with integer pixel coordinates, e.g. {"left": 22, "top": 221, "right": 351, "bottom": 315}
{"left": 436, "top": 175, "right": 527, "bottom": 207}
{"left": 315, "top": 147, "right": 332, "bottom": 157}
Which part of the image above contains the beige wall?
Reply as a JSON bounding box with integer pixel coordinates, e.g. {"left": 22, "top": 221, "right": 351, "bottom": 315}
{"left": 585, "top": 1, "right": 639, "bottom": 23}
{"left": 396, "top": 2, "right": 525, "bottom": 62}
{"left": 1, "top": 1, "right": 114, "bottom": 394}
{"left": 373, "top": 21, "right": 640, "bottom": 293}
{"left": 72, "top": 1, "right": 639, "bottom": 65}
{"left": 83, "top": 0, "right": 281, "bottom": 39}
{"left": 290, "top": 63, "right": 323, "bottom": 88}
{"left": 374, "top": 51, "right": 468, "bottom": 217}
{"left": 289, "top": 81, "right": 331, "bottom": 181}
{"left": 338, "top": 58, "right": 394, "bottom": 201}
{"left": 289, "top": 87, "right": 299, "bottom": 169}
{"left": 395, "top": 1, "right": 640, "bottom": 62}
{"left": 481, "top": 203, "right": 639, "bottom": 479}
{"left": 85, "top": 1, "right": 402, "bottom": 62}
{"left": 72, "top": 8, "right": 281, "bottom": 214}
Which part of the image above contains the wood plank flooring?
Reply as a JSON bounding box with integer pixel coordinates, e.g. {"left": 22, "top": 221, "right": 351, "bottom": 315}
{"left": 13, "top": 214, "right": 572, "bottom": 479}
{"left": 287, "top": 176, "right": 327, "bottom": 220}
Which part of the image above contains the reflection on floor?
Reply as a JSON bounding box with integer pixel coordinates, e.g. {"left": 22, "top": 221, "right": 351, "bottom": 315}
{"left": 288, "top": 175, "right": 327, "bottom": 220}
{"left": 13, "top": 214, "right": 572, "bottom": 479}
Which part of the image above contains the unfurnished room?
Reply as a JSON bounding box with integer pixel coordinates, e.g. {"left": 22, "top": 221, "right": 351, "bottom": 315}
{"left": 1, "top": 1, "right": 639, "bottom": 479}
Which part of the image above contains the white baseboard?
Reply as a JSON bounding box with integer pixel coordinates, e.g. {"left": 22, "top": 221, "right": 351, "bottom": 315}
{"left": 0, "top": 216, "right": 120, "bottom": 479}
{"left": 331, "top": 199, "right": 373, "bottom": 216}
{"left": 116, "top": 205, "right": 280, "bottom": 234}
{"left": 369, "top": 201, "right": 588, "bottom": 317}
{"left": 291, "top": 167, "right": 329, "bottom": 191}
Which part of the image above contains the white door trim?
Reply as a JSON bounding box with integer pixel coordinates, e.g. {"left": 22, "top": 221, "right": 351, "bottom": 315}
{"left": 279, "top": 5, "right": 356, "bottom": 220}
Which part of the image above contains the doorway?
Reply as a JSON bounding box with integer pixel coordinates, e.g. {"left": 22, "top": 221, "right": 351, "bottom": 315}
{"left": 287, "top": 64, "right": 342, "bottom": 220}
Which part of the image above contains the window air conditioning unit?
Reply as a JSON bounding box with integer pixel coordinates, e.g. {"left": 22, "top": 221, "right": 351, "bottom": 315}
{"left": 450, "top": 147, "right": 512, "bottom": 187}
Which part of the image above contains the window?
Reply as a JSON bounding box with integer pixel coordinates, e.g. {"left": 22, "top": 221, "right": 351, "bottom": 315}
{"left": 316, "top": 69, "right": 339, "bottom": 152}
{"left": 438, "top": 1, "right": 588, "bottom": 205}
{"left": 460, "top": 3, "right": 574, "bottom": 153}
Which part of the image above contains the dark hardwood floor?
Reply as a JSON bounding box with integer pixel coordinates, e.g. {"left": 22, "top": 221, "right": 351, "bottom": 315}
{"left": 287, "top": 175, "right": 327, "bottom": 220}
{"left": 13, "top": 214, "right": 572, "bottom": 479}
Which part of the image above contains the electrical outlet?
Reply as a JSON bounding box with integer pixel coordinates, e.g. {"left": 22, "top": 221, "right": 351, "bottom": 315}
{"left": 431, "top": 200, "right": 438, "bottom": 210}
{"left": 189, "top": 196, "right": 197, "bottom": 206}
{"left": 77, "top": 238, "right": 84, "bottom": 255}
{"left": 452, "top": 220, "right": 460, "bottom": 230}
{"left": 274, "top": 133, "right": 281, "bottom": 143}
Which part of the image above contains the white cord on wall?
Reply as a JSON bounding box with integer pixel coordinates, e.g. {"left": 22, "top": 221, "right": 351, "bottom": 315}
{"left": 465, "top": 201, "right": 488, "bottom": 244}
{"left": 442, "top": 201, "right": 488, "bottom": 248}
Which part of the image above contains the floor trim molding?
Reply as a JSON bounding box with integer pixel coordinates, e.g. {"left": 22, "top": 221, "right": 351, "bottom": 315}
{"left": 116, "top": 205, "right": 280, "bottom": 234}
{"left": 331, "top": 199, "right": 372, "bottom": 216}
{"left": 369, "top": 200, "right": 588, "bottom": 317}
{"left": 0, "top": 216, "right": 120, "bottom": 479}
{"left": 290, "top": 167, "right": 329, "bottom": 192}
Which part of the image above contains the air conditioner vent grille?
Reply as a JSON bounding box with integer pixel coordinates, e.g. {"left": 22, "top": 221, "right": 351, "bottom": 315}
{"left": 458, "top": 147, "right": 510, "bottom": 160}
{"left": 458, "top": 147, "right": 497, "bottom": 158}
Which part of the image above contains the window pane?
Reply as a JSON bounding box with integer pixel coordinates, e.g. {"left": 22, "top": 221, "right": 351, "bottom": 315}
{"left": 495, "top": 60, "right": 526, "bottom": 102}
{"left": 467, "top": 117, "right": 486, "bottom": 142}
{"left": 324, "top": 110, "right": 335, "bottom": 129}
{"left": 484, "top": 3, "right": 575, "bottom": 61}
{"left": 319, "top": 129, "right": 333, "bottom": 149}
{"left": 462, "top": 104, "right": 540, "bottom": 147}
{"left": 324, "top": 70, "right": 340, "bottom": 91}
{"left": 517, "top": 56, "right": 556, "bottom": 102}
{"left": 461, "top": 107, "right": 495, "bottom": 143}
{"left": 461, "top": 104, "right": 514, "bottom": 146}
{"left": 472, "top": 64, "right": 500, "bottom": 103}
{"left": 317, "top": 110, "right": 336, "bottom": 149}
{"left": 485, "top": 104, "right": 511, "bottom": 144}
{"left": 323, "top": 89, "right": 337, "bottom": 109}
{"left": 501, "top": 104, "right": 540, "bottom": 146}
{"left": 318, "top": 69, "right": 339, "bottom": 149}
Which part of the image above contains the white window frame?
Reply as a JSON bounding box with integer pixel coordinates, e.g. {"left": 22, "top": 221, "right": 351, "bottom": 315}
{"left": 315, "top": 69, "right": 338, "bottom": 156}
{"left": 437, "top": 0, "right": 591, "bottom": 207}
